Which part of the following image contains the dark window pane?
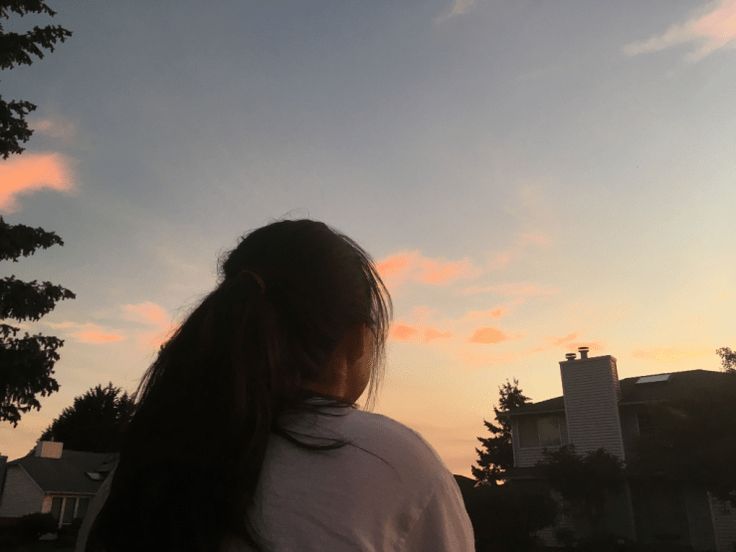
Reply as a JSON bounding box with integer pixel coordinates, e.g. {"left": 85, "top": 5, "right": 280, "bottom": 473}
{"left": 50, "top": 497, "right": 63, "bottom": 520}
{"left": 538, "top": 416, "right": 561, "bottom": 446}
{"left": 519, "top": 417, "right": 540, "bottom": 448}
{"left": 62, "top": 497, "right": 76, "bottom": 524}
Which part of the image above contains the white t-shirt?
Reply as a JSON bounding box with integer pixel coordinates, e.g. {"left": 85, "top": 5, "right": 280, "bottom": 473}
{"left": 77, "top": 405, "right": 475, "bottom": 552}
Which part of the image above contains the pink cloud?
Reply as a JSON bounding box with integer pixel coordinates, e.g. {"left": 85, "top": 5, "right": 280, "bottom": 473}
{"left": 377, "top": 250, "right": 478, "bottom": 289}
{"left": 468, "top": 326, "right": 510, "bottom": 344}
{"left": 122, "top": 302, "right": 173, "bottom": 350}
{"left": 390, "top": 323, "right": 420, "bottom": 341}
{"left": 74, "top": 327, "right": 125, "bottom": 344}
{"left": 46, "top": 321, "right": 125, "bottom": 345}
{"left": 625, "top": 0, "right": 736, "bottom": 61}
{"left": 389, "top": 322, "right": 453, "bottom": 343}
{"left": 0, "top": 153, "right": 75, "bottom": 213}
{"left": 122, "top": 302, "right": 169, "bottom": 327}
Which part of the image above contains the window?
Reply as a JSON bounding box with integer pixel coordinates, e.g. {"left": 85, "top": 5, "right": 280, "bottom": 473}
{"left": 49, "top": 496, "right": 90, "bottom": 526}
{"left": 62, "top": 497, "right": 76, "bottom": 524}
{"left": 538, "top": 416, "right": 562, "bottom": 446}
{"left": 518, "top": 415, "right": 564, "bottom": 448}
{"left": 50, "top": 497, "right": 63, "bottom": 521}
{"left": 519, "top": 417, "right": 539, "bottom": 447}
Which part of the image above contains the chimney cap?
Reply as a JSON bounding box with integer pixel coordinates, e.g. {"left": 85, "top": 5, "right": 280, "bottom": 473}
{"left": 564, "top": 352, "right": 577, "bottom": 361}
{"left": 578, "top": 346, "right": 590, "bottom": 359}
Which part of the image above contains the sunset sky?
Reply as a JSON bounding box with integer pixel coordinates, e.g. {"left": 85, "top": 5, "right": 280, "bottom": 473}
{"left": 1, "top": 0, "right": 735, "bottom": 473}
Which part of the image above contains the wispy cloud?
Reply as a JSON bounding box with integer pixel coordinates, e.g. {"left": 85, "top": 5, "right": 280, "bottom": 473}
{"left": 530, "top": 332, "right": 605, "bottom": 354}
{"left": 122, "top": 301, "right": 173, "bottom": 349}
{"left": 468, "top": 326, "right": 512, "bottom": 344}
{"left": 449, "top": 0, "right": 476, "bottom": 16}
{"left": 30, "top": 116, "right": 78, "bottom": 141}
{"left": 625, "top": 0, "right": 736, "bottom": 61}
{"left": 434, "top": 0, "right": 479, "bottom": 23}
{"left": 46, "top": 322, "right": 125, "bottom": 344}
{"left": 0, "top": 152, "right": 75, "bottom": 213}
{"left": 377, "top": 250, "right": 478, "bottom": 289}
{"left": 390, "top": 322, "right": 453, "bottom": 343}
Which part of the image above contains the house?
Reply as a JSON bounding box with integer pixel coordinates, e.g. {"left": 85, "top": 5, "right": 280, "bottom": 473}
{"left": 0, "top": 441, "right": 115, "bottom": 529}
{"left": 507, "top": 348, "right": 736, "bottom": 551}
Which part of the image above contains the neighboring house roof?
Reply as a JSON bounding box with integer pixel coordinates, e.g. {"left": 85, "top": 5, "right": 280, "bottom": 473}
{"left": 8, "top": 450, "right": 117, "bottom": 495}
{"left": 508, "top": 369, "right": 732, "bottom": 416}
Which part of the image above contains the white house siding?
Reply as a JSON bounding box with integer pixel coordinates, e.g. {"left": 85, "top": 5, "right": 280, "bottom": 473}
{"left": 0, "top": 465, "right": 44, "bottom": 517}
{"left": 514, "top": 444, "right": 549, "bottom": 468}
{"left": 559, "top": 355, "right": 626, "bottom": 460}
{"left": 710, "top": 495, "right": 736, "bottom": 552}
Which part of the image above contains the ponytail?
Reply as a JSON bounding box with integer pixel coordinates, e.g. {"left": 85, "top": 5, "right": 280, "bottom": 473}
{"left": 86, "top": 220, "right": 391, "bottom": 551}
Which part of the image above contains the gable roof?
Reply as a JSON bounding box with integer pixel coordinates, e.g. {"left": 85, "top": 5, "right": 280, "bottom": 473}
{"left": 9, "top": 450, "right": 116, "bottom": 494}
{"left": 508, "top": 369, "right": 733, "bottom": 416}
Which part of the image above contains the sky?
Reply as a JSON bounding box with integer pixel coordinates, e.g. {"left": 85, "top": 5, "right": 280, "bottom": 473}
{"left": 1, "top": 0, "right": 735, "bottom": 474}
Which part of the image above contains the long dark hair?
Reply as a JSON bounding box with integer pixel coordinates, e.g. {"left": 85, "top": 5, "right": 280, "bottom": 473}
{"left": 86, "top": 220, "right": 391, "bottom": 551}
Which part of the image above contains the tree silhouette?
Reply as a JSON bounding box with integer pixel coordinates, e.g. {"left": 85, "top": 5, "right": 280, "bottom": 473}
{"left": 0, "top": 1, "right": 72, "bottom": 158}
{"left": 39, "top": 383, "right": 135, "bottom": 452}
{"left": 472, "top": 378, "right": 529, "bottom": 485}
{"left": 0, "top": 1, "right": 73, "bottom": 425}
{"left": 717, "top": 347, "right": 736, "bottom": 373}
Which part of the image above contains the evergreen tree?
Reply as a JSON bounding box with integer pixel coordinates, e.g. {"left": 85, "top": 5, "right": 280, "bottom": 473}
{"left": 472, "top": 378, "right": 529, "bottom": 485}
{"left": 39, "top": 383, "right": 135, "bottom": 452}
{"left": 1, "top": 1, "right": 73, "bottom": 425}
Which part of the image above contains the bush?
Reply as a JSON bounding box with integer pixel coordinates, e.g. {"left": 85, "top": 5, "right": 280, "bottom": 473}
{"left": 15, "top": 512, "right": 57, "bottom": 540}
{"left": 458, "top": 481, "right": 557, "bottom": 552}
{"left": 0, "top": 512, "right": 57, "bottom": 547}
{"left": 55, "top": 517, "right": 82, "bottom": 548}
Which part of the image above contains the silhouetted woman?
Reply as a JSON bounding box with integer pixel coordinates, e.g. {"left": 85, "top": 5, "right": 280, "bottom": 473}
{"left": 77, "top": 220, "right": 474, "bottom": 551}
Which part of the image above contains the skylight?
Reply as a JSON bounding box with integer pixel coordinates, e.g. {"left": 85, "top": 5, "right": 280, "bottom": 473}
{"left": 636, "top": 374, "right": 671, "bottom": 384}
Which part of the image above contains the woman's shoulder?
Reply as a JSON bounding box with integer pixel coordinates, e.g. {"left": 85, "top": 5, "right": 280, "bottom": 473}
{"left": 339, "top": 409, "right": 451, "bottom": 481}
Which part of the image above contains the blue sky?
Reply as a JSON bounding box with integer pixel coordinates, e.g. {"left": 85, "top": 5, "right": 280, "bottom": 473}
{"left": 2, "top": 0, "right": 735, "bottom": 473}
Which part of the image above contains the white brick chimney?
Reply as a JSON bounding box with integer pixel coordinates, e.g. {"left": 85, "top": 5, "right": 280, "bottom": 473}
{"left": 34, "top": 441, "right": 63, "bottom": 459}
{"left": 560, "top": 348, "right": 625, "bottom": 460}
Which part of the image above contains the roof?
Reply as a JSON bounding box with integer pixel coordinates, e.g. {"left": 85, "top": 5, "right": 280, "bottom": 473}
{"left": 9, "top": 449, "right": 117, "bottom": 494}
{"left": 508, "top": 369, "right": 733, "bottom": 416}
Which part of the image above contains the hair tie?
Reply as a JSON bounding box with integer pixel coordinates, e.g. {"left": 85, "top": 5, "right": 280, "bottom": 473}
{"left": 239, "top": 269, "right": 266, "bottom": 293}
